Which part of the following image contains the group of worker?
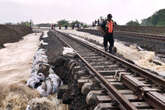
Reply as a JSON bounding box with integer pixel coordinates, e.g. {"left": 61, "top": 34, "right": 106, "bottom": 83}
{"left": 51, "top": 24, "right": 56, "bottom": 30}
{"left": 50, "top": 13, "right": 115, "bottom": 54}
{"left": 51, "top": 23, "right": 81, "bottom": 30}
{"left": 92, "top": 18, "right": 104, "bottom": 27}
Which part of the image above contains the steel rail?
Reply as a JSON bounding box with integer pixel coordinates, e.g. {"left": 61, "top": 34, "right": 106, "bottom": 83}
{"left": 54, "top": 31, "right": 165, "bottom": 109}
{"left": 58, "top": 31, "right": 165, "bottom": 88}
{"left": 79, "top": 29, "right": 165, "bottom": 41}
{"left": 57, "top": 31, "right": 165, "bottom": 110}
{"left": 54, "top": 31, "right": 138, "bottom": 110}
{"left": 115, "top": 31, "right": 165, "bottom": 41}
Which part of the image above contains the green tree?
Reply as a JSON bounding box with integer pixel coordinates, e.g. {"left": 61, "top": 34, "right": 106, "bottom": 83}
{"left": 57, "top": 19, "right": 69, "bottom": 27}
{"left": 37, "top": 23, "right": 51, "bottom": 27}
{"left": 70, "top": 20, "right": 81, "bottom": 26}
{"left": 141, "top": 9, "right": 165, "bottom": 26}
{"left": 126, "top": 20, "right": 140, "bottom": 26}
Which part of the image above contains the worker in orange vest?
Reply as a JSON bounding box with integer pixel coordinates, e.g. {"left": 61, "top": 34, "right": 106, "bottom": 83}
{"left": 100, "top": 14, "right": 115, "bottom": 53}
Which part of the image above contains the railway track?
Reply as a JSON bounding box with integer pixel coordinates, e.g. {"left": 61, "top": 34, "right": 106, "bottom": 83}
{"left": 78, "top": 29, "right": 165, "bottom": 60}
{"left": 78, "top": 29, "right": 165, "bottom": 41}
{"left": 157, "top": 54, "right": 165, "bottom": 63}
{"left": 52, "top": 30, "right": 165, "bottom": 110}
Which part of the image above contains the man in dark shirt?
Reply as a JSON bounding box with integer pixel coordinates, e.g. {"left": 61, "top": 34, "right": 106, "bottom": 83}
{"left": 100, "top": 14, "right": 114, "bottom": 53}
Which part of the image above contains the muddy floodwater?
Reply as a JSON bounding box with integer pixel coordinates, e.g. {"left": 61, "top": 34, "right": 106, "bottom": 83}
{"left": 0, "top": 32, "right": 68, "bottom": 110}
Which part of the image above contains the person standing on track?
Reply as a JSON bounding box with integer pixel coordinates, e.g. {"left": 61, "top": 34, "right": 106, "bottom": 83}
{"left": 99, "top": 14, "right": 115, "bottom": 53}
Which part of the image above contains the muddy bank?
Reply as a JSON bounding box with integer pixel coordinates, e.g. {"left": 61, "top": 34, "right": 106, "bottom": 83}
{"left": 78, "top": 29, "right": 165, "bottom": 53}
{"left": 0, "top": 25, "right": 32, "bottom": 48}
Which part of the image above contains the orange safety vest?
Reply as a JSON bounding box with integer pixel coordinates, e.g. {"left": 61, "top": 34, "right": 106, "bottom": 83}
{"left": 106, "top": 20, "right": 114, "bottom": 33}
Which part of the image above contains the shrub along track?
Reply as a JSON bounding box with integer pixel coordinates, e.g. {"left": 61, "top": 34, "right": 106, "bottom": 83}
{"left": 50, "top": 30, "right": 165, "bottom": 110}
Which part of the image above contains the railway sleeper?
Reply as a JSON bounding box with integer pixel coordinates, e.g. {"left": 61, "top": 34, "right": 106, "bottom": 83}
{"left": 115, "top": 72, "right": 165, "bottom": 110}
{"left": 86, "top": 58, "right": 109, "bottom": 62}
{"left": 81, "top": 54, "right": 99, "bottom": 57}
{"left": 98, "top": 69, "right": 126, "bottom": 76}
{"left": 92, "top": 64, "right": 119, "bottom": 70}
{"left": 86, "top": 91, "right": 111, "bottom": 105}
{"left": 90, "top": 61, "right": 114, "bottom": 66}
{"left": 94, "top": 103, "right": 119, "bottom": 110}
{"left": 83, "top": 56, "right": 103, "bottom": 59}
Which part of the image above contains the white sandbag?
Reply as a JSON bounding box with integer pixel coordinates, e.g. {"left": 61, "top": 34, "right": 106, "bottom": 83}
{"left": 26, "top": 105, "right": 31, "bottom": 110}
{"left": 37, "top": 73, "right": 63, "bottom": 97}
{"left": 27, "top": 32, "right": 63, "bottom": 96}
{"left": 49, "top": 67, "right": 55, "bottom": 74}
{"left": 49, "top": 74, "right": 63, "bottom": 93}
{"left": 40, "top": 40, "right": 48, "bottom": 45}
{"left": 63, "top": 47, "right": 76, "bottom": 57}
{"left": 26, "top": 76, "right": 41, "bottom": 88}
{"left": 43, "top": 31, "right": 49, "bottom": 38}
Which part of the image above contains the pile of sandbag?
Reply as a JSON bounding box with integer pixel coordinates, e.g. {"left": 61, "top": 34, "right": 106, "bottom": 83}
{"left": 26, "top": 32, "right": 63, "bottom": 97}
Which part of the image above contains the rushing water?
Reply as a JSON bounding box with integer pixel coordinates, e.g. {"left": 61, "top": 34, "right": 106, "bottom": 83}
{"left": 0, "top": 32, "right": 68, "bottom": 110}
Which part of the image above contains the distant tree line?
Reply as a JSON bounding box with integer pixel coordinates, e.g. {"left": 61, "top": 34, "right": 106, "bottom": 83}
{"left": 37, "top": 23, "right": 51, "bottom": 27}
{"left": 36, "top": 20, "right": 88, "bottom": 28}
{"left": 126, "top": 9, "right": 165, "bottom": 26}
{"left": 126, "top": 20, "right": 140, "bottom": 26}
{"left": 5, "top": 20, "right": 33, "bottom": 28}
{"left": 141, "top": 9, "right": 165, "bottom": 26}
{"left": 57, "top": 19, "right": 88, "bottom": 28}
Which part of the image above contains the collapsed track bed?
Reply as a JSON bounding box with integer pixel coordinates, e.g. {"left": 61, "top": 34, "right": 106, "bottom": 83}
{"left": 50, "top": 30, "right": 165, "bottom": 110}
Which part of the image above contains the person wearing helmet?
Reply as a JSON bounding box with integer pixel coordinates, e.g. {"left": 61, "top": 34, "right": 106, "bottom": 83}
{"left": 100, "top": 14, "right": 115, "bottom": 53}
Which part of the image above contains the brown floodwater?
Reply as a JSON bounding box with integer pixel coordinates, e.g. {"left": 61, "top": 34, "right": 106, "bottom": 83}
{"left": 0, "top": 32, "right": 68, "bottom": 110}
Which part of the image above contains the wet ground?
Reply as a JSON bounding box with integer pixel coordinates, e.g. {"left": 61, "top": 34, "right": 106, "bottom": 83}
{"left": 57, "top": 29, "right": 165, "bottom": 77}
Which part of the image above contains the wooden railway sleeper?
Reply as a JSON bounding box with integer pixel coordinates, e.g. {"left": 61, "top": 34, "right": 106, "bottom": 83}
{"left": 117, "top": 73, "right": 165, "bottom": 110}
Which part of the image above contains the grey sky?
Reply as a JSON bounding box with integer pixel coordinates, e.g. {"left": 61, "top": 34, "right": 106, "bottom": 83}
{"left": 0, "top": 0, "right": 165, "bottom": 25}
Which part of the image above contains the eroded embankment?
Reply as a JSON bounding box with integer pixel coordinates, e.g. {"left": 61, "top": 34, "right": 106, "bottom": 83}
{"left": 0, "top": 25, "right": 32, "bottom": 48}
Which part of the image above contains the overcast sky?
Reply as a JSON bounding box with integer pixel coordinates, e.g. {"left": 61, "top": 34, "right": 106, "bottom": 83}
{"left": 0, "top": 0, "right": 165, "bottom": 25}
